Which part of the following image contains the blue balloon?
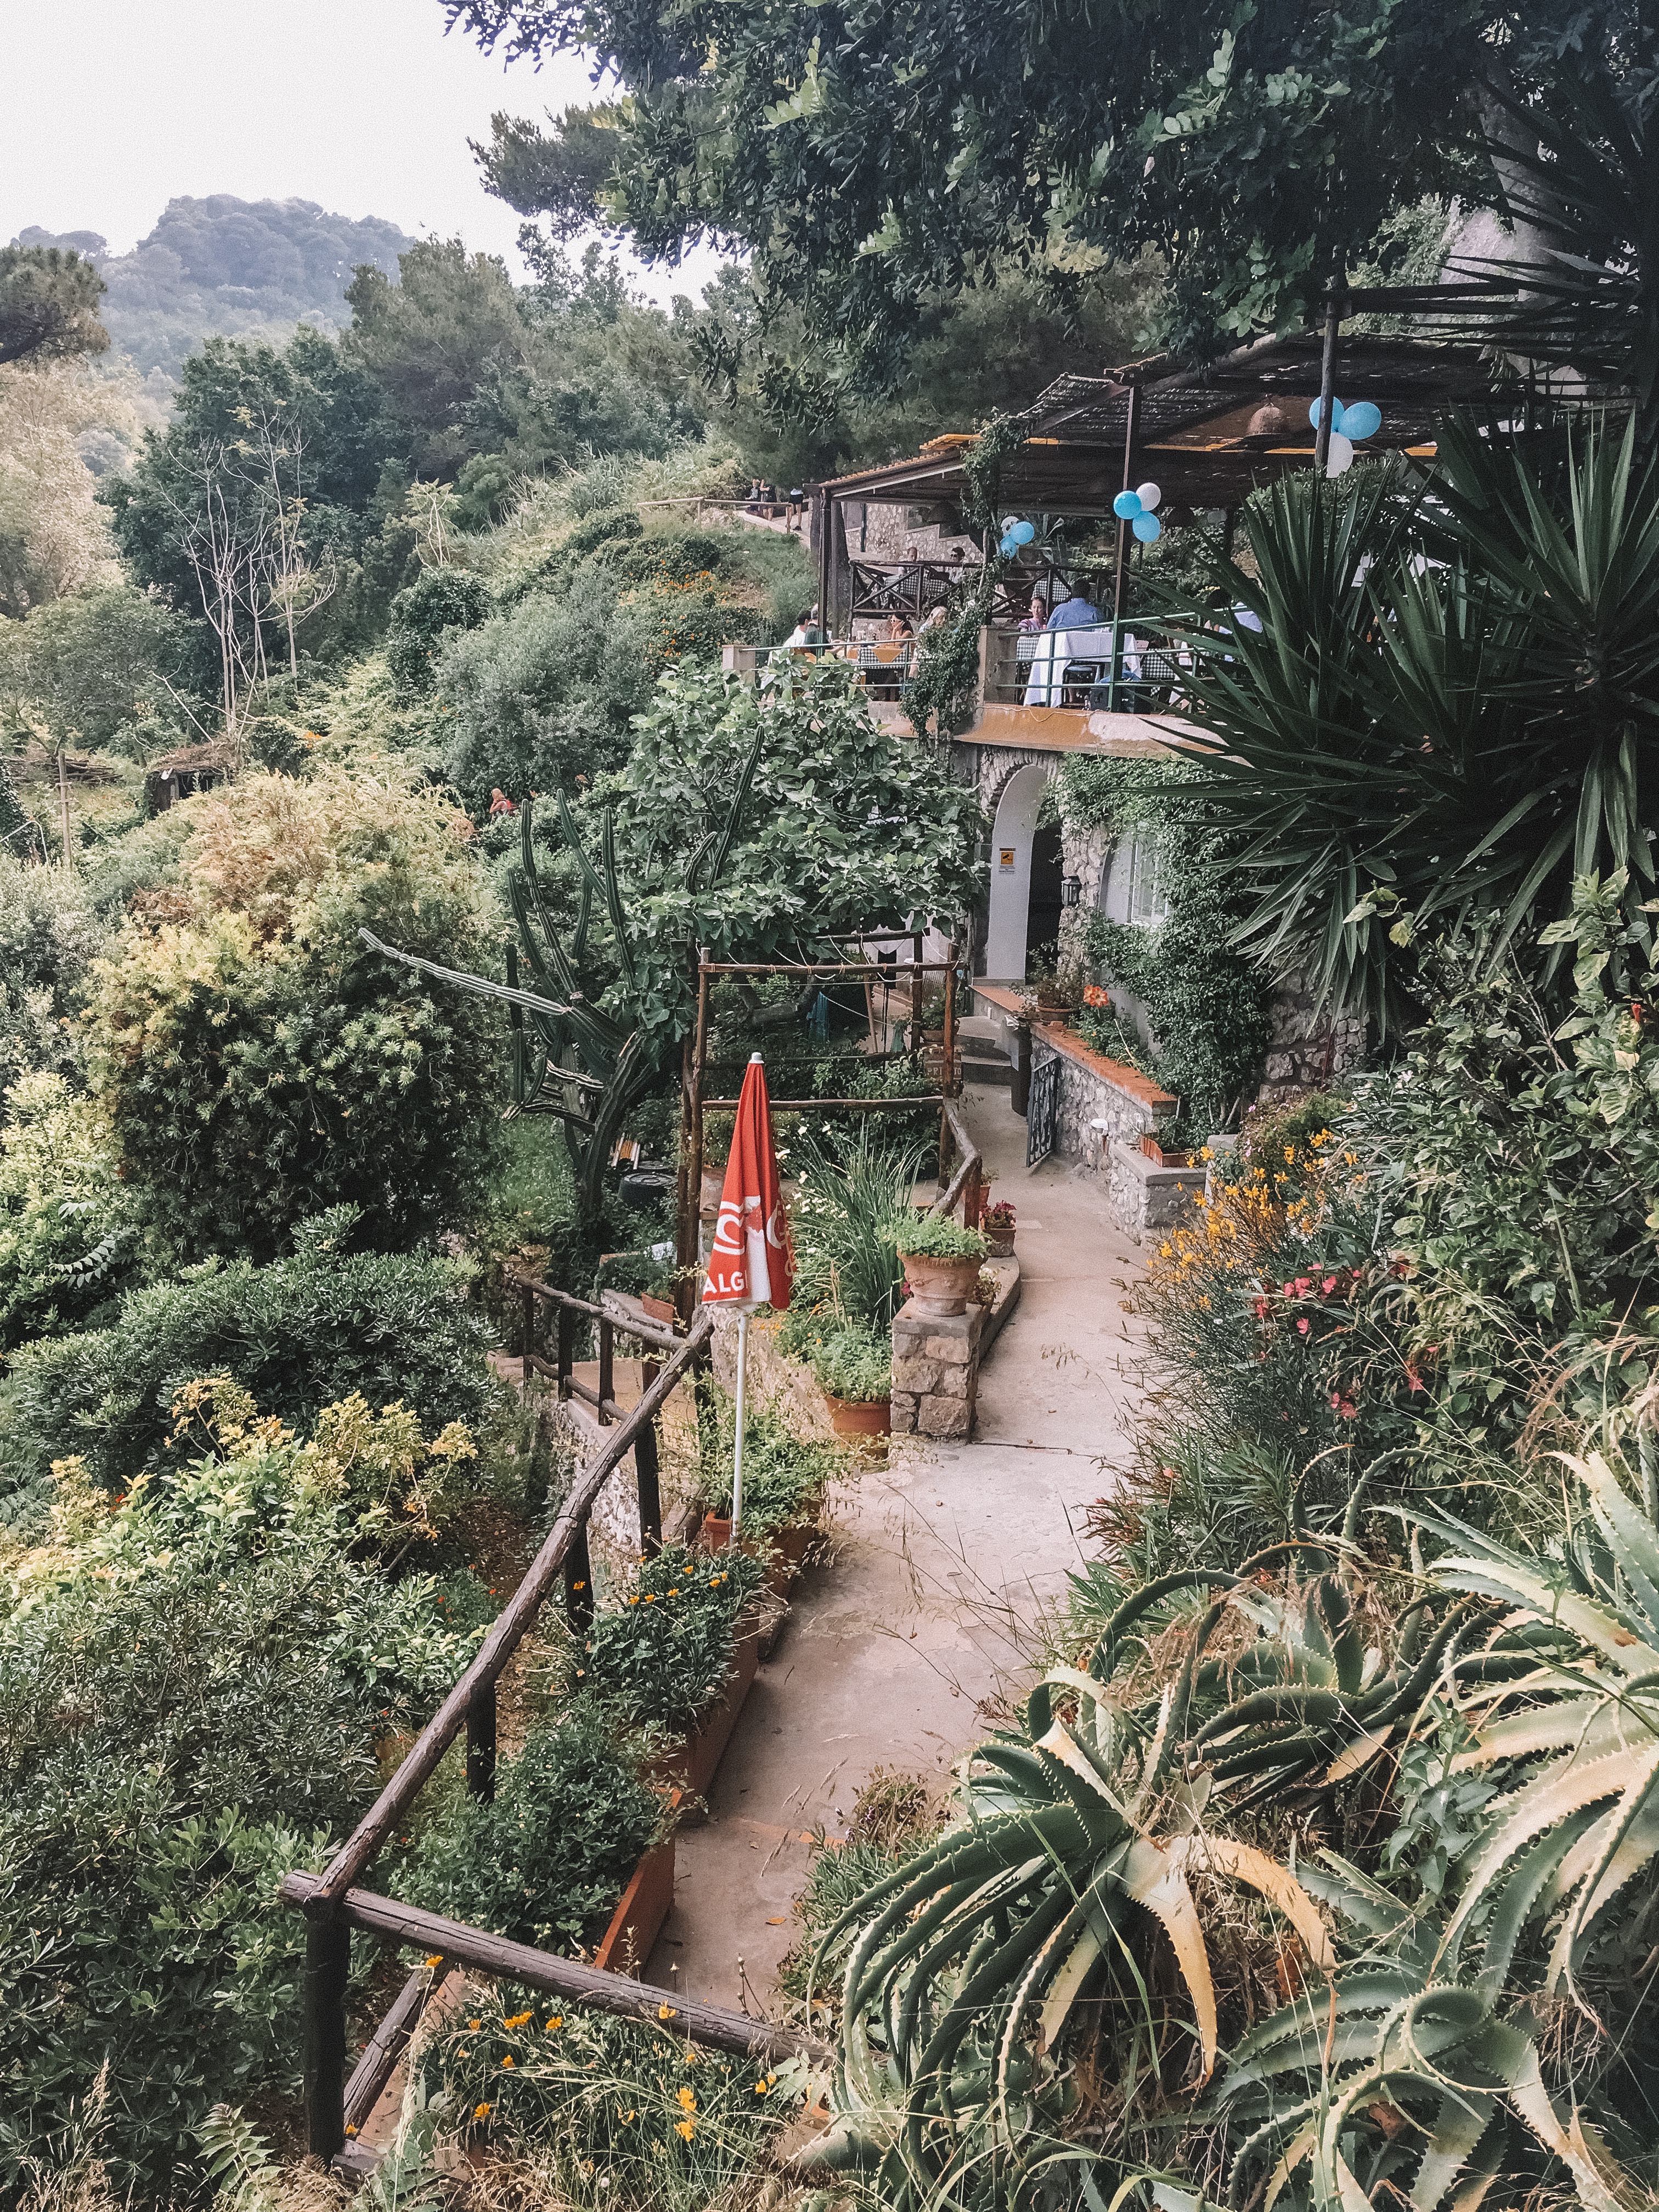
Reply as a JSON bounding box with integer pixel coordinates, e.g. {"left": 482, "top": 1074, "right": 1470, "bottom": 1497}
{"left": 1341, "top": 401, "right": 1381, "bottom": 441}
{"left": 998, "top": 536, "right": 1017, "bottom": 557}
{"left": 1113, "top": 490, "right": 1144, "bottom": 520}
{"left": 1011, "top": 520, "right": 1036, "bottom": 545}
{"left": 1132, "top": 513, "right": 1162, "bottom": 543}
{"left": 1307, "top": 396, "right": 1346, "bottom": 432}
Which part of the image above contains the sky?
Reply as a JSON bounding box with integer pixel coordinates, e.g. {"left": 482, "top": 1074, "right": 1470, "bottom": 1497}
{"left": 1, "top": 0, "right": 729, "bottom": 304}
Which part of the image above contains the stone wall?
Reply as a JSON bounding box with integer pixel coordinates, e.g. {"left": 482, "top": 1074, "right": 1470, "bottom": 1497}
{"left": 1105, "top": 1139, "right": 1206, "bottom": 1245}
{"left": 1030, "top": 1028, "right": 1176, "bottom": 1170}
{"left": 1257, "top": 968, "right": 1368, "bottom": 1103}
{"left": 890, "top": 1300, "right": 984, "bottom": 1438}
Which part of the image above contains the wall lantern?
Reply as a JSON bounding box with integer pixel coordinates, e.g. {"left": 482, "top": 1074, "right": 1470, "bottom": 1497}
{"left": 1061, "top": 873, "right": 1082, "bottom": 908}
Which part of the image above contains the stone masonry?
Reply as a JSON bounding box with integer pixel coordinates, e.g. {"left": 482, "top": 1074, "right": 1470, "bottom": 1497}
{"left": 890, "top": 1299, "right": 986, "bottom": 1439}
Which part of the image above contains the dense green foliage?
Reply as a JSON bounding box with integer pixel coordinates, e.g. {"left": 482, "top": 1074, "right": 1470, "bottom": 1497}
{"left": 1062, "top": 753, "right": 1273, "bottom": 1135}
{"left": 0, "top": 1072, "right": 135, "bottom": 1352}
{"left": 405, "top": 1701, "right": 664, "bottom": 1952}
{"left": 83, "top": 765, "right": 505, "bottom": 1261}
{"left": 0, "top": 242, "right": 108, "bottom": 366}
{"left": 449, "top": 0, "right": 1621, "bottom": 373}
{"left": 4, "top": 1243, "right": 496, "bottom": 1505}
{"left": 1167, "top": 416, "right": 1659, "bottom": 1033}
{"left": 574, "top": 1542, "right": 764, "bottom": 1736}
{"left": 0, "top": 1408, "right": 475, "bottom": 2194}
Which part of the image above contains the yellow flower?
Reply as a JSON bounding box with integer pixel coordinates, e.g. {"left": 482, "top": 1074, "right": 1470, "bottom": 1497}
{"left": 469, "top": 2018, "right": 482, "bottom": 2031}
{"left": 473, "top": 2102, "right": 493, "bottom": 2121}
{"left": 678, "top": 2085, "right": 697, "bottom": 2113}
{"left": 504, "top": 2011, "right": 532, "bottom": 2030}
{"left": 501, "top": 2054, "right": 515, "bottom": 2069}
{"left": 658, "top": 2003, "right": 677, "bottom": 2019}
{"left": 546, "top": 2015, "right": 564, "bottom": 2032}
{"left": 425, "top": 1953, "right": 443, "bottom": 1968}
{"left": 675, "top": 2119, "right": 696, "bottom": 2143}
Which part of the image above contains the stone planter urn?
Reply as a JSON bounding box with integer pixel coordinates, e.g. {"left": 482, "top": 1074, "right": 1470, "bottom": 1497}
{"left": 899, "top": 1252, "right": 983, "bottom": 1317}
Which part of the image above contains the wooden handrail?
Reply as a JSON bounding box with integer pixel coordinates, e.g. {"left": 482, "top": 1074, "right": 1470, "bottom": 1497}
{"left": 929, "top": 1098, "right": 983, "bottom": 1224}
{"left": 307, "top": 1312, "right": 713, "bottom": 1909}
{"left": 281, "top": 1871, "right": 832, "bottom": 2068}
{"left": 514, "top": 1273, "right": 683, "bottom": 1355}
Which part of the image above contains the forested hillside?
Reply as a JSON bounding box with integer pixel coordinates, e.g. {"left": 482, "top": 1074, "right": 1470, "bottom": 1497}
{"left": 14, "top": 198, "right": 412, "bottom": 383}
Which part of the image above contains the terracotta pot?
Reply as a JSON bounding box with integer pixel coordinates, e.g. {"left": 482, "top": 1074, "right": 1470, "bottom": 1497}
{"left": 699, "top": 1168, "right": 724, "bottom": 1220}
{"left": 899, "top": 1250, "right": 983, "bottom": 1316}
{"left": 700, "top": 1511, "right": 733, "bottom": 1550}
{"left": 825, "top": 1392, "right": 892, "bottom": 1438}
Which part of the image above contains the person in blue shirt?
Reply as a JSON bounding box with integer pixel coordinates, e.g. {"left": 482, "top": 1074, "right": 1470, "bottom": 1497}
{"left": 1046, "top": 590, "right": 1103, "bottom": 629}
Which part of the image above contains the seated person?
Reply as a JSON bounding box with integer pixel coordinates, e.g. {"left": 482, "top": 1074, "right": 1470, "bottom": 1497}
{"left": 1046, "top": 587, "right": 1103, "bottom": 630}
{"left": 1017, "top": 594, "right": 1047, "bottom": 634}
{"left": 782, "top": 607, "right": 824, "bottom": 648}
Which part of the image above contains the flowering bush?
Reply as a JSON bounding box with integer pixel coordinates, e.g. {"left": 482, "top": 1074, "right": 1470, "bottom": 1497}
{"left": 572, "top": 1541, "right": 765, "bottom": 1737}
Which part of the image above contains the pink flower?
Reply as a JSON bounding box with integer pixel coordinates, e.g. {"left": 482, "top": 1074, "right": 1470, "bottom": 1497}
{"left": 1322, "top": 1277, "right": 1338, "bottom": 1295}
{"left": 1296, "top": 1318, "right": 1311, "bottom": 1336}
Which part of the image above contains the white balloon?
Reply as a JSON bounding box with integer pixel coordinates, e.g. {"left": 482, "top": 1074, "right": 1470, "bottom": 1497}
{"left": 1324, "top": 432, "right": 1355, "bottom": 479}
{"left": 1135, "top": 481, "right": 1162, "bottom": 512}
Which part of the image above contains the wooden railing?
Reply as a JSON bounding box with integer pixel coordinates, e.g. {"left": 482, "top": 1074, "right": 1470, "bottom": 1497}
{"left": 280, "top": 1299, "right": 826, "bottom": 2173}
{"left": 931, "top": 1097, "right": 985, "bottom": 1229}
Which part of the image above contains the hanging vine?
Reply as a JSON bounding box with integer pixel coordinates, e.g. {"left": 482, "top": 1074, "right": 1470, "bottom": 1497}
{"left": 901, "top": 410, "right": 1031, "bottom": 738}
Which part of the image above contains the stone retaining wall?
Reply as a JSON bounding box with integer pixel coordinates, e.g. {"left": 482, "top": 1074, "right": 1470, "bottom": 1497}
{"left": 1105, "top": 1138, "right": 1206, "bottom": 1245}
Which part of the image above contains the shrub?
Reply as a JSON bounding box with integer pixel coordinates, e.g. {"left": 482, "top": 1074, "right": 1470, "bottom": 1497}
{"left": 786, "top": 1127, "right": 923, "bottom": 1336}
{"left": 811, "top": 1325, "right": 892, "bottom": 1404}
{"left": 0, "top": 1419, "right": 472, "bottom": 2194}
{"left": 695, "top": 1387, "right": 844, "bottom": 1531}
{"left": 404, "top": 1701, "right": 664, "bottom": 1953}
{"left": 0, "top": 848, "right": 106, "bottom": 1090}
{"left": 4, "top": 1242, "right": 498, "bottom": 1499}
{"left": 385, "top": 565, "right": 489, "bottom": 698}
{"left": 425, "top": 1985, "right": 798, "bottom": 2184}
{"left": 895, "top": 1211, "right": 988, "bottom": 1261}
{"left": 0, "top": 1070, "right": 136, "bottom": 1350}
{"left": 573, "top": 1542, "right": 765, "bottom": 1737}
{"left": 84, "top": 765, "right": 504, "bottom": 1262}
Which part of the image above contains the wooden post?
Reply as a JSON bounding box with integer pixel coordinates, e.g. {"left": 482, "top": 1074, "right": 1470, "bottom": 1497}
{"left": 1315, "top": 275, "right": 1345, "bottom": 476}
{"left": 57, "top": 751, "right": 73, "bottom": 869}
{"left": 565, "top": 1521, "right": 595, "bottom": 1635}
{"left": 1110, "top": 383, "right": 1141, "bottom": 710}
{"left": 597, "top": 1316, "right": 614, "bottom": 1427}
{"left": 466, "top": 1680, "right": 496, "bottom": 1801}
{"left": 302, "top": 1908, "right": 351, "bottom": 2160}
{"left": 557, "top": 1305, "right": 575, "bottom": 1401}
{"left": 636, "top": 1354, "right": 663, "bottom": 1556}
{"left": 910, "top": 932, "right": 924, "bottom": 1070}
{"left": 679, "top": 958, "right": 711, "bottom": 1328}
{"left": 522, "top": 1285, "right": 535, "bottom": 1392}
{"left": 938, "top": 950, "right": 958, "bottom": 1187}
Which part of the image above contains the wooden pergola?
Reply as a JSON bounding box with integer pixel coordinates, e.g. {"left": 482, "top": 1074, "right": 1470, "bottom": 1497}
{"left": 809, "top": 328, "right": 1506, "bottom": 634}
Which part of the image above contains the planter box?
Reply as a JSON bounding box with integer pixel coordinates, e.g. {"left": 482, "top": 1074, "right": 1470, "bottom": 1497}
{"left": 984, "top": 1228, "right": 1015, "bottom": 1259}
{"left": 1140, "top": 1132, "right": 1193, "bottom": 1169}
{"left": 641, "top": 1293, "right": 678, "bottom": 1328}
{"left": 592, "top": 1836, "right": 676, "bottom": 1976}
{"left": 650, "top": 1620, "right": 763, "bottom": 1821}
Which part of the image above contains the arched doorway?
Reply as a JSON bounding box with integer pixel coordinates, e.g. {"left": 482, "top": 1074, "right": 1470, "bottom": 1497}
{"left": 1026, "top": 820, "right": 1064, "bottom": 978}
{"left": 984, "top": 761, "right": 1052, "bottom": 981}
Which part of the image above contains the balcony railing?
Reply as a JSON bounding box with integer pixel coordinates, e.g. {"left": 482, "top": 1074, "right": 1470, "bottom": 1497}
{"left": 982, "top": 623, "right": 1197, "bottom": 712}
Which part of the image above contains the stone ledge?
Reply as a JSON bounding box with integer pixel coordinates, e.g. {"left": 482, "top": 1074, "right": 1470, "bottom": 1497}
{"left": 1105, "top": 1137, "right": 1206, "bottom": 1245}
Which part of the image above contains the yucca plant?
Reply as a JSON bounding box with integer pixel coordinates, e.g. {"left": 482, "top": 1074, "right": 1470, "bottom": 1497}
{"left": 1161, "top": 413, "right": 1659, "bottom": 1035}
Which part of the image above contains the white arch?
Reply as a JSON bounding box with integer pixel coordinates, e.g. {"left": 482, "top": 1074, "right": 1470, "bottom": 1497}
{"left": 984, "top": 761, "right": 1052, "bottom": 982}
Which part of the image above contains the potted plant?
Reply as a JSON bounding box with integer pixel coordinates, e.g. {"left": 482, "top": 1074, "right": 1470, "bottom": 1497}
{"left": 811, "top": 1326, "right": 893, "bottom": 1438}
{"left": 896, "top": 1211, "right": 991, "bottom": 1316}
{"left": 981, "top": 1199, "right": 1017, "bottom": 1257}
{"left": 1140, "top": 1130, "right": 1193, "bottom": 1169}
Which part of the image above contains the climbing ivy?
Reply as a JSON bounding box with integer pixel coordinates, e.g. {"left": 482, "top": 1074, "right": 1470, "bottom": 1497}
{"left": 1058, "top": 754, "right": 1274, "bottom": 1136}
{"left": 902, "top": 411, "right": 1030, "bottom": 739}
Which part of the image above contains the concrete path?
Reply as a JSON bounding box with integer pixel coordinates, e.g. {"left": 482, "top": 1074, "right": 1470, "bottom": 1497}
{"left": 643, "top": 1081, "right": 1153, "bottom": 2012}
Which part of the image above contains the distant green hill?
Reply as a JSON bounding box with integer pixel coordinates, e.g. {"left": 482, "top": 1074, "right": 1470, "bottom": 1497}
{"left": 14, "top": 196, "right": 413, "bottom": 383}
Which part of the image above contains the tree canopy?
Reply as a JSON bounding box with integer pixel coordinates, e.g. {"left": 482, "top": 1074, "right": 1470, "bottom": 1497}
{"left": 452, "top": 0, "right": 1647, "bottom": 367}
{"left": 0, "top": 244, "right": 108, "bottom": 366}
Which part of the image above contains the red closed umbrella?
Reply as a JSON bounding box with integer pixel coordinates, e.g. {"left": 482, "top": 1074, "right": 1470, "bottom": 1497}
{"left": 701, "top": 1053, "right": 792, "bottom": 1539}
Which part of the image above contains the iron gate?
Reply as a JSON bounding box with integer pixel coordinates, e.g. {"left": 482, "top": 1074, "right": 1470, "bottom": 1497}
{"left": 1026, "top": 1052, "right": 1059, "bottom": 1167}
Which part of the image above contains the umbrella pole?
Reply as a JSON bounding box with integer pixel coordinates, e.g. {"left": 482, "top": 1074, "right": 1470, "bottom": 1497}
{"left": 730, "top": 1310, "right": 750, "bottom": 1547}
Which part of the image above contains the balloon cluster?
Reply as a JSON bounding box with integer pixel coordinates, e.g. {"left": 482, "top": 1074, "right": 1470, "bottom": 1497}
{"left": 1308, "top": 397, "right": 1382, "bottom": 478}
{"left": 997, "top": 517, "right": 1036, "bottom": 556}
{"left": 1111, "top": 482, "right": 1163, "bottom": 543}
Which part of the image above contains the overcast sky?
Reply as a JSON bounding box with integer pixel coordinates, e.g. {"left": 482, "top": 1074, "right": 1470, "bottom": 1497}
{"left": 2, "top": 0, "right": 727, "bottom": 303}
